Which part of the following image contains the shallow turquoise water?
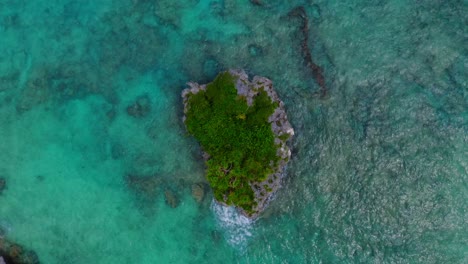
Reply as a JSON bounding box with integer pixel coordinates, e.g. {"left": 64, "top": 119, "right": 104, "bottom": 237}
{"left": 0, "top": 0, "right": 467, "bottom": 263}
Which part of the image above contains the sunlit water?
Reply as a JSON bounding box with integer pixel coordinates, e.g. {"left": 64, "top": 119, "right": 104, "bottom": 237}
{"left": 0, "top": 0, "right": 466, "bottom": 263}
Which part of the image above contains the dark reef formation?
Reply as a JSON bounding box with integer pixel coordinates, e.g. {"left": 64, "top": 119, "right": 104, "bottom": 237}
{"left": 125, "top": 174, "right": 208, "bottom": 214}
{"left": 249, "top": 0, "right": 263, "bottom": 6}
{"left": 288, "top": 6, "right": 327, "bottom": 97}
{"left": 0, "top": 237, "right": 40, "bottom": 264}
{"left": 126, "top": 94, "right": 151, "bottom": 118}
{"left": 0, "top": 178, "right": 6, "bottom": 195}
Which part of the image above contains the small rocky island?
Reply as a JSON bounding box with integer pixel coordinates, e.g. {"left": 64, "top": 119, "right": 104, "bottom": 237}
{"left": 182, "top": 69, "right": 294, "bottom": 218}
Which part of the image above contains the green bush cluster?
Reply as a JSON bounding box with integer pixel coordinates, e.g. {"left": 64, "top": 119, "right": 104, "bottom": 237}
{"left": 185, "top": 72, "right": 279, "bottom": 214}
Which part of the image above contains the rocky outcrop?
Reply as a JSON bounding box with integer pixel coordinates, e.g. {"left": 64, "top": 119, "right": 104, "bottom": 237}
{"left": 182, "top": 69, "right": 294, "bottom": 218}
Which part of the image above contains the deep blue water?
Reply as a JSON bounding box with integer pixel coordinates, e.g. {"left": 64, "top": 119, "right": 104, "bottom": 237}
{"left": 0, "top": 0, "right": 467, "bottom": 263}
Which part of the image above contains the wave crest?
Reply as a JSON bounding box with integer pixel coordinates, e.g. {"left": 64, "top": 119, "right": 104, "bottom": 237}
{"left": 211, "top": 200, "right": 254, "bottom": 250}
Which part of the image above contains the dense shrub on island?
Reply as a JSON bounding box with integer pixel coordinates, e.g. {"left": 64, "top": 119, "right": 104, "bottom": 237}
{"left": 182, "top": 70, "right": 294, "bottom": 218}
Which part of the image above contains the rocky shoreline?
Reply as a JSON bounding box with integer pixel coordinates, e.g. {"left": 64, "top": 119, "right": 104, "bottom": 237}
{"left": 182, "top": 69, "right": 294, "bottom": 218}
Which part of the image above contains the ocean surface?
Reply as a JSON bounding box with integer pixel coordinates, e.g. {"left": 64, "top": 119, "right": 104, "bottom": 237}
{"left": 0, "top": 0, "right": 467, "bottom": 263}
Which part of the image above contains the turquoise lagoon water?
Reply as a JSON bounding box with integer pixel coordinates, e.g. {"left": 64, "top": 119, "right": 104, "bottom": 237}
{"left": 0, "top": 0, "right": 467, "bottom": 263}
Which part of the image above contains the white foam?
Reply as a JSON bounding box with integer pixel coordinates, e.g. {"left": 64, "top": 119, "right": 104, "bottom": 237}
{"left": 211, "top": 200, "right": 254, "bottom": 250}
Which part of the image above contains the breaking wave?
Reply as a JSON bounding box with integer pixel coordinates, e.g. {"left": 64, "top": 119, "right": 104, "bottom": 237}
{"left": 211, "top": 200, "right": 254, "bottom": 250}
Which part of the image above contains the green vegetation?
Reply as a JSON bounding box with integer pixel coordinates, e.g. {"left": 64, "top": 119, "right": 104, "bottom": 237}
{"left": 185, "top": 72, "right": 279, "bottom": 214}
{"left": 278, "top": 133, "right": 291, "bottom": 141}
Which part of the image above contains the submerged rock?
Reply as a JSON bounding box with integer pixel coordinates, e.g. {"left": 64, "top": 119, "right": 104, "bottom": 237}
{"left": 249, "top": 0, "right": 263, "bottom": 6}
{"left": 0, "top": 178, "right": 5, "bottom": 195}
{"left": 125, "top": 174, "right": 161, "bottom": 201}
{"left": 126, "top": 94, "right": 151, "bottom": 118}
{"left": 182, "top": 69, "right": 294, "bottom": 218}
{"left": 191, "top": 183, "right": 205, "bottom": 203}
{"left": 16, "top": 70, "right": 50, "bottom": 114}
{"left": 164, "top": 189, "right": 179, "bottom": 208}
{"left": 0, "top": 237, "right": 40, "bottom": 264}
{"left": 247, "top": 44, "right": 264, "bottom": 57}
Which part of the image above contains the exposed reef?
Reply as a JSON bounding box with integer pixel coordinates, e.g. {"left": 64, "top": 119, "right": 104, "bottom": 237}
{"left": 182, "top": 69, "right": 294, "bottom": 218}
